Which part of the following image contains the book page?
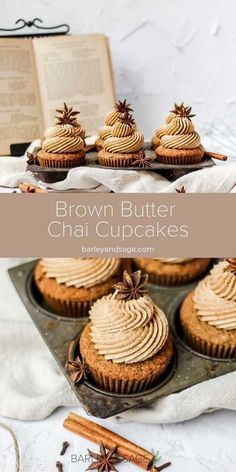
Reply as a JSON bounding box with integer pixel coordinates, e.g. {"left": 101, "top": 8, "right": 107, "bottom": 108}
{"left": 0, "top": 38, "right": 43, "bottom": 155}
{"left": 33, "top": 34, "right": 115, "bottom": 136}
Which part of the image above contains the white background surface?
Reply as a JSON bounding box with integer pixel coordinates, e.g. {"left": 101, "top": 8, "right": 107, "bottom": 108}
{"left": 1, "top": 2, "right": 236, "bottom": 470}
{"left": 1, "top": 0, "right": 236, "bottom": 146}
{"left": 1, "top": 408, "right": 236, "bottom": 472}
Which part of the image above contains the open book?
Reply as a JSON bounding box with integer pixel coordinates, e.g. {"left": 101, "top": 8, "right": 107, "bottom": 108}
{"left": 0, "top": 34, "right": 115, "bottom": 155}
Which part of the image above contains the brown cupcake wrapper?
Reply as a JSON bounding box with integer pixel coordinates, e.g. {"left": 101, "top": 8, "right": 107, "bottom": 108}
{"left": 185, "top": 329, "right": 236, "bottom": 359}
{"left": 98, "top": 155, "right": 134, "bottom": 168}
{"left": 43, "top": 293, "right": 91, "bottom": 318}
{"left": 38, "top": 155, "right": 85, "bottom": 168}
{"left": 155, "top": 153, "right": 204, "bottom": 165}
{"left": 142, "top": 272, "right": 195, "bottom": 287}
{"left": 88, "top": 366, "right": 162, "bottom": 394}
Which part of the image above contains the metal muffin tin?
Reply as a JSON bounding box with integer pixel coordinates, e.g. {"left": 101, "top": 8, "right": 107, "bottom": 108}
{"left": 9, "top": 260, "right": 236, "bottom": 419}
{"left": 26, "top": 144, "right": 215, "bottom": 183}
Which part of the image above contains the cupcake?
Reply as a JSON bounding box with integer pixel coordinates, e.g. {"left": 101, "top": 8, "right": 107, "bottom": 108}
{"left": 96, "top": 100, "right": 134, "bottom": 151}
{"left": 80, "top": 270, "right": 174, "bottom": 394}
{"left": 134, "top": 258, "right": 211, "bottom": 286}
{"left": 34, "top": 258, "right": 122, "bottom": 318}
{"left": 180, "top": 259, "right": 236, "bottom": 359}
{"left": 151, "top": 112, "right": 175, "bottom": 150}
{"left": 154, "top": 103, "right": 204, "bottom": 165}
{"left": 37, "top": 103, "right": 86, "bottom": 168}
{"left": 98, "top": 112, "right": 145, "bottom": 167}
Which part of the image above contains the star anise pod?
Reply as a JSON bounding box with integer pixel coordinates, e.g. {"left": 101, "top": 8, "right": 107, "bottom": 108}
{"left": 115, "top": 99, "right": 133, "bottom": 114}
{"left": 26, "top": 151, "right": 39, "bottom": 165}
{"left": 65, "top": 357, "right": 89, "bottom": 384}
{"left": 87, "top": 443, "right": 122, "bottom": 471}
{"left": 175, "top": 186, "right": 186, "bottom": 193}
{"left": 131, "top": 151, "right": 154, "bottom": 168}
{"left": 55, "top": 103, "right": 80, "bottom": 126}
{"left": 119, "top": 112, "right": 135, "bottom": 127}
{"left": 113, "top": 270, "right": 148, "bottom": 301}
{"left": 24, "top": 184, "right": 38, "bottom": 193}
{"left": 170, "top": 102, "right": 195, "bottom": 119}
{"left": 225, "top": 258, "right": 236, "bottom": 275}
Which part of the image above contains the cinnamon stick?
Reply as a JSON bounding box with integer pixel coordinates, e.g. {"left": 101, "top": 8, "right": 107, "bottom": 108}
{"left": 63, "top": 413, "right": 153, "bottom": 470}
{"left": 204, "top": 150, "right": 228, "bottom": 161}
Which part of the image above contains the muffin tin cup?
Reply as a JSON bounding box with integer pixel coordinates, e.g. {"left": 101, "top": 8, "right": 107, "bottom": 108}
{"left": 184, "top": 328, "right": 236, "bottom": 360}
{"left": 87, "top": 367, "right": 161, "bottom": 395}
{"left": 133, "top": 259, "right": 213, "bottom": 287}
{"left": 42, "top": 293, "right": 92, "bottom": 318}
{"left": 37, "top": 156, "right": 85, "bottom": 168}
{"left": 146, "top": 272, "right": 197, "bottom": 286}
{"left": 98, "top": 155, "right": 135, "bottom": 168}
{"left": 155, "top": 153, "right": 204, "bottom": 165}
{"left": 8, "top": 260, "right": 236, "bottom": 419}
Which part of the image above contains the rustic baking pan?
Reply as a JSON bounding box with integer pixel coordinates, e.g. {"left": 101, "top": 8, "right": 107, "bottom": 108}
{"left": 26, "top": 144, "right": 215, "bottom": 183}
{"left": 9, "top": 260, "right": 236, "bottom": 419}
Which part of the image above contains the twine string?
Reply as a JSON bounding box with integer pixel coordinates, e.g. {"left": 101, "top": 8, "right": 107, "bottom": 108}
{"left": 0, "top": 422, "right": 20, "bottom": 472}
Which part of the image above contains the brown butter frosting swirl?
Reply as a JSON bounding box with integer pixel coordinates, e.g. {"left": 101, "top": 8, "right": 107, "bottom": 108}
{"left": 42, "top": 124, "right": 85, "bottom": 153}
{"left": 90, "top": 294, "right": 169, "bottom": 363}
{"left": 161, "top": 115, "right": 201, "bottom": 149}
{"left": 41, "top": 258, "right": 120, "bottom": 288}
{"left": 104, "top": 122, "right": 144, "bottom": 153}
{"left": 193, "top": 261, "right": 236, "bottom": 330}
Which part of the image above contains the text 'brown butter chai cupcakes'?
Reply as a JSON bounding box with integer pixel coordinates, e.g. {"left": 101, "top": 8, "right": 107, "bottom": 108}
{"left": 38, "top": 103, "right": 86, "bottom": 168}
{"left": 80, "top": 270, "right": 174, "bottom": 394}
{"left": 154, "top": 103, "right": 204, "bottom": 165}
{"left": 34, "top": 258, "right": 122, "bottom": 318}
{"left": 180, "top": 259, "right": 236, "bottom": 359}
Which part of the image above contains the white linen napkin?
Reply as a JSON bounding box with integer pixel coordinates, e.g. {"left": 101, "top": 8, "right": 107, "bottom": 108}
{"left": 0, "top": 259, "right": 235, "bottom": 423}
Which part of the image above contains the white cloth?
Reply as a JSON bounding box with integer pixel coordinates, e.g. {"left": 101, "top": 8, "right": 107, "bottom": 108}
{"left": 0, "top": 140, "right": 236, "bottom": 193}
{"left": 1, "top": 259, "right": 235, "bottom": 422}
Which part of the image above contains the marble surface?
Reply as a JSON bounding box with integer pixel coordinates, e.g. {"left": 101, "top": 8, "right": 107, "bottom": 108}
{"left": 0, "top": 407, "right": 236, "bottom": 472}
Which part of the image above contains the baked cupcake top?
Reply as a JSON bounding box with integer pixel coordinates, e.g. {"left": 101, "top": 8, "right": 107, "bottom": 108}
{"left": 89, "top": 270, "right": 169, "bottom": 363}
{"left": 42, "top": 103, "right": 85, "bottom": 154}
{"left": 193, "top": 259, "right": 236, "bottom": 330}
{"left": 158, "top": 103, "right": 201, "bottom": 150}
{"left": 99, "top": 99, "right": 134, "bottom": 141}
{"left": 103, "top": 113, "right": 144, "bottom": 154}
{"left": 40, "top": 258, "right": 121, "bottom": 288}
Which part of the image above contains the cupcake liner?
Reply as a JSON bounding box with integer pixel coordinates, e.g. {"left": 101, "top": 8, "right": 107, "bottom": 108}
{"left": 185, "top": 329, "right": 236, "bottom": 359}
{"left": 154, "top": 153, "right": 204, "bottom": 165}
{"left": 147, "top": 272, "right": 195, "bottom": 286}
{"left": 88, "top": 366, "right": 161, "bottom": 394}
{"left": 98, "top": 154, "right": 134, "bottom": 168}
{"left": 38, "top": 155, "right": 85, "bottom": 168}
{"left": 43, "top": 293, "right": 92, "bottom": 318}
{"left": 134, "top": 259, "right": 211, "bottom": 286}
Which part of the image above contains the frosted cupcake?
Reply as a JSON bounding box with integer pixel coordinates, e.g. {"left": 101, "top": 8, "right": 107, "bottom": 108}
{"left": 134, "top": 258, "right": 211, "bottom": 286}
{"left": 80, "top": 270, "right": 173, "bottom": 394}
{"left": 34, "top": 258, "right": 121, "bottom": 317}
{"left": 96, "top": 100, "right": 134, "bottom": 150}
{"left": 154, "top": 103, "right": 204, "bottom": 165}
{"left": 37, "top": 103, "right": 86, "bottom": 168}
{"left": 98, "top": 112, "right": 145, "bottom": 167}
{"left": 180, "top": 259, "right": 236, "bottom": 358}
{"left": 151, "top": 112, "right": 175, "bottom": 150}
